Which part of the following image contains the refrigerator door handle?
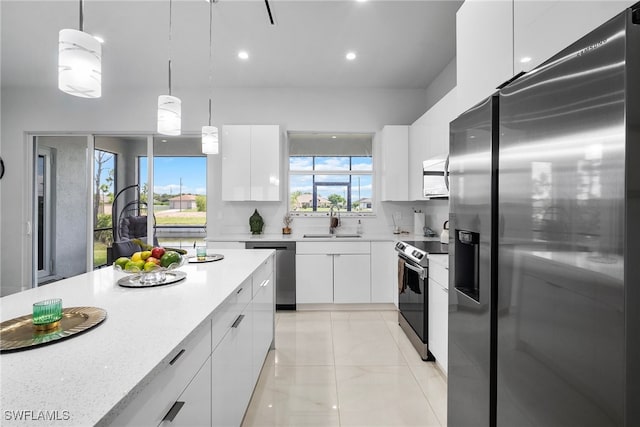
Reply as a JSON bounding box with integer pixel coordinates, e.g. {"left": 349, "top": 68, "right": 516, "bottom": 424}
{"left": 444, "top": 155, "right": 450, "bottom": 191}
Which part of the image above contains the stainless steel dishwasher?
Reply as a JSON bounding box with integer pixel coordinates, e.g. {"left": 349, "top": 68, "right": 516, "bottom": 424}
{"left": 245, "top": 241, "right": 296, "bottom": 310}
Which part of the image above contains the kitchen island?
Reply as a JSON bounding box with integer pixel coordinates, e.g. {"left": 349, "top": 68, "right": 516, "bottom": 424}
{"left": 0, "top": 249, "right": 275, "bottom": 427}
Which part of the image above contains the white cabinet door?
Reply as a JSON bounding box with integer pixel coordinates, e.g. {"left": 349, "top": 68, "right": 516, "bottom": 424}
{"left": 212, "top": 309, "right": 253, "bottom": 427}
{"left": 250, "top": 125, "right": 281, "bottom": 201}
{"left": 408, "top": 120, "right": 429, "bottom": 201}
{"left": 221, "top": 124, "right": 281, "bottom": 201}
{"left": 334, "top": 254, "right": 371, "bottom": 304}
{"left": 370, "top": 241, "right": 396, "bottom": 304}
{"left": 428, "top": 278, "right": 449, "bottom": 375}
{"left": 513, "top": 0, "right": 634, "bottom": 73}
{"left": 296, "top": 254, "right": 333, "bottom": 304}
{"left": 409, "top": 88, "right": 458, "bottom": 200}
{"left": 252, "top": 271, "right": 274, "bottom": 381}
{"left": 379, "top": 125, "right": 409, "bottom": 201}
{"left": 158, "top": 356, "right": 212, "bottom": 427}
{"left": 221, "top": 125, "right": 251, "bottom": 201}
{"left": 457, "top": 0, "right": 513, "bottom": 114}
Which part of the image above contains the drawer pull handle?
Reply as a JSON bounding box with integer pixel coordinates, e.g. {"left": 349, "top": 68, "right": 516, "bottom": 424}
{"left": 169, "top": 349, "right": 186, "bottom": 366}
{"left": 163, "top": 401, "right": 185, "bottom": 422}
{"left": 231, "top": 314, "right": 245, "bottom": 328}
{"left": 237, "top": 287, "right": 243, "bottom": 294}
{"left": 260, "top": 279, "right": 270, "bottom": 288}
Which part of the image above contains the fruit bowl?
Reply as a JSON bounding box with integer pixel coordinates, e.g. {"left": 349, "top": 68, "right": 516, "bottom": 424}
{"left": 113, "top": 249, "right": 186, "bottom": 286}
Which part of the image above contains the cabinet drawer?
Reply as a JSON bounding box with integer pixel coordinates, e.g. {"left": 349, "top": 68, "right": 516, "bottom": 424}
{"left": 235, "top": 277, "right": 252, "bottom": 309}
{"left": 252, "top": 255, "right": 274, "bottom": 297}
{"left": 429, "top": 264, "right": 449, "bottom": 289}
{"left": 110, "top": 321, "right": 212, "bottom": 426}
{"left": 212, "top": 295, "right": 236, "bottom": 351}
{"left": 212, "top": 279, "right": 251, "bottom": 350}
{"left": 297, "top": 241, "right": 370, "bottom": 254}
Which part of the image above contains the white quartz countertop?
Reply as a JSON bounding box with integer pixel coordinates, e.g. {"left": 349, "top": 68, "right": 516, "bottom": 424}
{"left": 0, "top": 249, "right": 273, "bottom": 427}
{"left": 207, "top": 232, "right": 436, "bottom": 243}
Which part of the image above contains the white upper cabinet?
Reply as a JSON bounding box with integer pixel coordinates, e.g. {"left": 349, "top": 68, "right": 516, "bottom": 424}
{"left": 379, "top": 125, "right": 409, "bottom": 201}
{"left": 221, "top": 125, "right": 281, "bottom": 201}
{"left": 456, "top": 0, "right": 513, "bottom": 114}
{"left": 513, "top": 0, "right": 636, "bottom": 73}
{"left": 409, "top": 88, "right": 457, "bottom": 200}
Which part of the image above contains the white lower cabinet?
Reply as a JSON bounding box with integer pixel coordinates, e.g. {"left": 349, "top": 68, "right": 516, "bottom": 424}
{"left": 296, "top": 254, "right": 334, "bottom": 303}
{"left": 212, "top": 303, "right": 253, "bottom": 427}
{"left": 252, "top": 268, "right": 275, "bottom": 380}
{"left": 110, "top": 254, "right": 275, "bottom": 427}
{"left": 427, "top": 256, "right": 449, "bottom": 374}
{"left": 158, "top": 356, "right": 212, "bottom": 427}
{"left": 296, "top": 242, "right": 371, "bottom": 304}
{"left": 333, "top": 254, "right": 370, "bottom": 303}
{"left": 370, "top": 241, "right": 396, "bottom": 304}
{"left": 108, "top": 321, "right": 213, "bottom": 427}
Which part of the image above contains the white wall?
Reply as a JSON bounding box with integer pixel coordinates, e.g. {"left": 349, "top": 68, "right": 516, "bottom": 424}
{"left": 0, "top": 85, "right": 427, "bottom": 296}
{"left": 425, "top": 58, "right": 456, "bottom": 112}
{"left": 37, "top": 136, "right": 89, "bottom": 280}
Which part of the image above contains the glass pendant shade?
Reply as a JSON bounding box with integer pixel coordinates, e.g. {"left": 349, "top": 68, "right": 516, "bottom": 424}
{"left": 58, "top": 29, "right": 102, "bottom": 98}
{"left": 157, "top": 95, "right": 182, "bottom": 136}
{"left": 202, "top": 126, "right": 219, "bottom": 154}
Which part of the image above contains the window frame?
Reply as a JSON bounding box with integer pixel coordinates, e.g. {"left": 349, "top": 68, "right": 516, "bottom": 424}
{"left": 289, "top": 154, "right": 374, "bottom": 217}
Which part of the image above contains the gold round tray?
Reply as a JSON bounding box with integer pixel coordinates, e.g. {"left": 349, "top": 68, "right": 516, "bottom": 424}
{"left": 0, "top": 306, "right": 107, "bottom": 353}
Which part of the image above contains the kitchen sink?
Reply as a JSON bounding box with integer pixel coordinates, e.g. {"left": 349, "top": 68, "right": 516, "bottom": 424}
{"left": 303, "top": 234, "right": 362, "bottom": 239}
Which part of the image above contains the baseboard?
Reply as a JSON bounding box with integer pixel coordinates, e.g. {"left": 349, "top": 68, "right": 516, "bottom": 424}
{"left": 296, "top": 303, "right": 397, "bottom": 311}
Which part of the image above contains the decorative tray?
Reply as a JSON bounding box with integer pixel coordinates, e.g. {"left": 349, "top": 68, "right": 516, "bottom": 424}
{"left": 117, "top": 270, "right": 187, "bottom": 288}
{"left": 187, "top": 254, "right": 224, "bottom": 263}
{"left": 0, "top": 306, "right": 107, "bottom": 353}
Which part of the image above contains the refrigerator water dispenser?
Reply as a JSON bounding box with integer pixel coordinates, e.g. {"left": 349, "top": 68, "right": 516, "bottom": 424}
{"left": 454, "top": 230, "right": 480, "bottom": 302}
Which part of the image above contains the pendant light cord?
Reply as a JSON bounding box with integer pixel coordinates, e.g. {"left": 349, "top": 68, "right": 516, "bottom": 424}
{"left": 208, "top": 0, "right": 213, "bottom": 126}
{"left": 79, "top": 0, "right": 84, "bottom": 31}
{"left": 168, "top": 0, "right": 173, "bottom": 96}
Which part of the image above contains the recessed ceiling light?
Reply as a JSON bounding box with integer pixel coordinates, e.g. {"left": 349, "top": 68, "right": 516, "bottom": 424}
{"left": 238, "top": 50, "right": 249, "bottom": 60}
{"left": 520, "top": 56, "right": 532, "bottom": 63}
{"left": 93, "top": 35, "right": 105, "bottom": 44}
{"left": 346, "top": 51, "right": 357, "bottom": 61}
{"left": 356, "top": 0, "right": 367, "bottom": 2}
{"left": 331, "top": 136, "right": 337, "bottom": 139}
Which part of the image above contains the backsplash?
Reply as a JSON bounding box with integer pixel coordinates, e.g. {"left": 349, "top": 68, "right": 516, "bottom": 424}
{"left": 207, "top": 199, "right": 449, "bottom": 237}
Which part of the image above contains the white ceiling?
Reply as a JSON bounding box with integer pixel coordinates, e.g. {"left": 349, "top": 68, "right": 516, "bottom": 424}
{"left": 1, "top": 0, "right": 462, "bottom": 91}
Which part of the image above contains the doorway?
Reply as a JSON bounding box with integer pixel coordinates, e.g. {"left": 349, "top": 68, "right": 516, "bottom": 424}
{"left": 33, "top": 135, "right": 91, "bottom": 285}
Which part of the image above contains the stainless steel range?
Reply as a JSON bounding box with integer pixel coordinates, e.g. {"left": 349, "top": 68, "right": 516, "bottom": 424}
{"left": 396, "top": 240, "right": 448, "bottom": 360}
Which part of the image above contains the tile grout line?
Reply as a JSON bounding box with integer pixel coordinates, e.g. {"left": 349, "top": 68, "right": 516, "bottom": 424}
{"left": 330, "top": 311, "right": 342, "bottom": 427}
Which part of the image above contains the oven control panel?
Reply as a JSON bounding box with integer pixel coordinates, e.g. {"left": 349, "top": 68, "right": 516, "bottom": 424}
{"left": 395, "top": 241, "right": 427, "bottom": 265}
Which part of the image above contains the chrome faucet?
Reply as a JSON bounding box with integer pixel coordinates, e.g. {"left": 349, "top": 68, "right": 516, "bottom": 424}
{"left": 329, "top": 205, "right": 341, "bottom": 234}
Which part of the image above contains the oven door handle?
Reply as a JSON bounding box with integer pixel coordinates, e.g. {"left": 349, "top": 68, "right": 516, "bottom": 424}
{"left": 403, "top": 260, "right": 426, "bottom": 280}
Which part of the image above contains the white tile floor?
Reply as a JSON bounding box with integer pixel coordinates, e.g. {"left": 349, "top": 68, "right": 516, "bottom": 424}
{"left": 242, "top": 310, "right": 448, "bottom": 427}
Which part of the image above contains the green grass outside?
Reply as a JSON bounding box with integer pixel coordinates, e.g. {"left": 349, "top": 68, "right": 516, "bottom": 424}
{"left": 155, "top": 217, "right": 206, "bottom": 225}
{"left": 94, "top": 241, "right": 108, "bottom": 268}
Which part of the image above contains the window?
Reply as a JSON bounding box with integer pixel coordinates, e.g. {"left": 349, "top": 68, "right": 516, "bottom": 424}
{"left": 93, "top": 149, "right": 116, "bottom": 268}
{"left": 139, "top": 151, "right": 207, "bottom": 249}
{"left": 289, "top": 133, "right": 373, "bottom": 214}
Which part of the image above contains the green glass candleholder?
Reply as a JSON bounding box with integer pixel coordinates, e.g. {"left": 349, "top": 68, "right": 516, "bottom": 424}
{"left": 32, "top": 298, "right": 63, "bottom": 331}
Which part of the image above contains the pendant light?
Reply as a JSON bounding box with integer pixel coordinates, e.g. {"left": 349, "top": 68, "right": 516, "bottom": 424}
{"left": 58, "top": 0, "right": 102, "bottom": 98}
{"left": 202, "top": 0, "right": 219, "bottom": 154}
{"left": 158, "top": 0, "right": 181, "bottom": 136}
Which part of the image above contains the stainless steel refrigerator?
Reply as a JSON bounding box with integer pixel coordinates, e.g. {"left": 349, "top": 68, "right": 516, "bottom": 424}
{"left": 448, "top": 4, "right": 640, "bottom": 426}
